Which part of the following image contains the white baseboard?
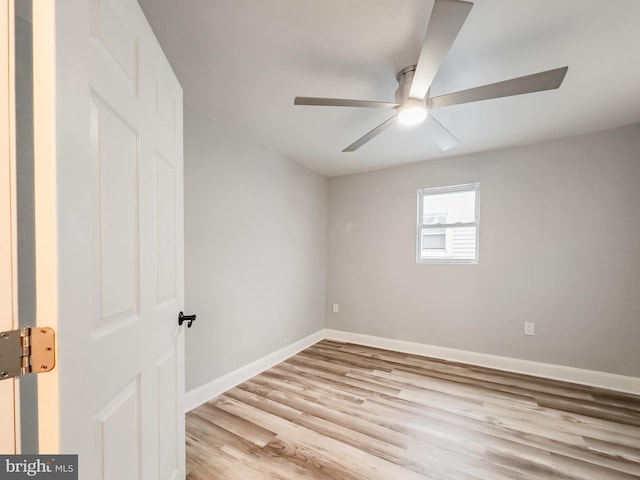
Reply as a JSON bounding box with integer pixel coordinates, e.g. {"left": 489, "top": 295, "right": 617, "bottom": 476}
{"left": 185, "top": 328, "right": 640, "bottom": 412}
{"left": 184, "top": 329, "right": 325, "bottom": 412}
{"left": 325, "top": 329, "right": 640, "bottom": 396}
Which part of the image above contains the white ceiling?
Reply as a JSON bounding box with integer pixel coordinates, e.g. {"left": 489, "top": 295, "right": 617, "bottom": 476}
{"left": 137, "top": 0, "right": 640, "bottom": 177}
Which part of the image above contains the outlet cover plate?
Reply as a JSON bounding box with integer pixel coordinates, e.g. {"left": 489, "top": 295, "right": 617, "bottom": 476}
{"left": 523, "top": 322, "right": 535, "bottom": 336}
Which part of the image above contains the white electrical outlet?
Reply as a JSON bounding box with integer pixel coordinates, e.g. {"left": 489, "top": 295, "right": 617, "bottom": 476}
{"left": 332, "top": 304, "right": 339, "bottom": 313}
{"left": 523, "top": 322, "right": 535, "bottom": 336}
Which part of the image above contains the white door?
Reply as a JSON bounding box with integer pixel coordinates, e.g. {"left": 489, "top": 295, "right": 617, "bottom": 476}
{"left": 0, "top": 0, "right": 18, "bottom": 455}
{"left": 32, "top": 0, "right": 185, "bottom": 478}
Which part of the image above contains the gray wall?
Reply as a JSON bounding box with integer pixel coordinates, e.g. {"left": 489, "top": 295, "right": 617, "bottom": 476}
{"left": 327, "top": 124, "right": 640, "bottom": 377}
{"left": 184, "top": 107, "right": 328, "bottom": 391}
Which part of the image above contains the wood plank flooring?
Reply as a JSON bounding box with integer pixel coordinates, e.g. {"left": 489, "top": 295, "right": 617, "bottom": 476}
{"left": 186, "top": 340, "right": 640, "bottom": 479}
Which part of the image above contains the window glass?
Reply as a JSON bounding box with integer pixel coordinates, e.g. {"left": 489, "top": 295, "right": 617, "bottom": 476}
{"left": 417, "top": 184, "right": 479, "bottom": 263}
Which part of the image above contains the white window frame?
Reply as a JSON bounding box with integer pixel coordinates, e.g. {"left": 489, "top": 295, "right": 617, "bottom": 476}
{"left": 416, "top": 183, "right": 480, "bottom": 264}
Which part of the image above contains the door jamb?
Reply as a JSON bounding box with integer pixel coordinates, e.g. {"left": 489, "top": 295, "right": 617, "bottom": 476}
{"left": 32, "top": 0, "right": 59, "bottom": 453}
{"left": 1, "top": 0, "right": 20, "bottom": 455}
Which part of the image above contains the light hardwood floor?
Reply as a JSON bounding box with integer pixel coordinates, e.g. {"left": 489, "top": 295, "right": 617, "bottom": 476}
{"left": 186, "top": 340, "right": 640, "bottom": 479}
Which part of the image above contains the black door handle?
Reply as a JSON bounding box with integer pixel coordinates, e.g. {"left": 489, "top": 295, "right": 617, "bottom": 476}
{"left": 178, "top": 311, "right": 196, "bottom": 328}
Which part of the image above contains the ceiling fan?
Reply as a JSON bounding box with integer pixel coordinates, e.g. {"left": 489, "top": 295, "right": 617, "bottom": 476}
{"left": 294, "top": 0, "right": 568, "bottom": 152}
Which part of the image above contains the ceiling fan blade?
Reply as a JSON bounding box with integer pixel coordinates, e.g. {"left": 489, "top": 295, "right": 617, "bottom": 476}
{"left": 428, "top": 66, "right": 569, "bottom": 109}
{"left": 342, "top": 115, "right": 397, "bottom": 152}
{"left": 294, "top": 97, "right": 399, "bottom": 109}
{"left": 426, "top": 114, "right": 460, "bottom": 150}
{"left": 409, "top": 0, "right": 473, "bottom": 100}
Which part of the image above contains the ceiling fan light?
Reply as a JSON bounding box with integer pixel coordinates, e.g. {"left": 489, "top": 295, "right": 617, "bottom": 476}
{"left": 398, "top": 103, "right": 427, "bottom": 126}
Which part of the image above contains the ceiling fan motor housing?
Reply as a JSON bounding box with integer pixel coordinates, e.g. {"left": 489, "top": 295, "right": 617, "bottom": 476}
{"left": 395, "top": 65, "right": 423, "bottom": 105}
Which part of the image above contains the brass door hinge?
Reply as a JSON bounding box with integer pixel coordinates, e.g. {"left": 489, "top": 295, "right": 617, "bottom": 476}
{"left": 0, "top": 327, "right": 55, "bottom": 380}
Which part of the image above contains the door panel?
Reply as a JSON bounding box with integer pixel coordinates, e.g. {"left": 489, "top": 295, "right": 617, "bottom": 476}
{"left": 155, "top": 152, "right": 178, "bottom": 305}
{"left": 94, "top": 378, "right": 141, "bottom": 479}
{"left": 92, "top": 0, "right": 139, "bottom": 93}
{"left": 32, "top": 0, "right": 184, "bottom": 476}
{"left": 92, "top": 95, "right": 141, "bottom": 330}
{"left": 156, "top": 345, "right": 179, "bottom": 480}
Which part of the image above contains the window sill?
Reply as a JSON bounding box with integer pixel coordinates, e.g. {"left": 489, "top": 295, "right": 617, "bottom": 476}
{"left": 416, "top": 258, "right": 478, "bottom": 265}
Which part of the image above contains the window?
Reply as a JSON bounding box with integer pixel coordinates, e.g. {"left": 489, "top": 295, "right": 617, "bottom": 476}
{"left": 417, "top": 183, "right": 479, "bottom": 263}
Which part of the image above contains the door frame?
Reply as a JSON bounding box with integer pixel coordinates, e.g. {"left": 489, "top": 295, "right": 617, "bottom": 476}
{"left": 0, "top": 0, "right": 19, "bottom": 455}
{"left": 31, "top": 0, "right": 61, "bottom": 453}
